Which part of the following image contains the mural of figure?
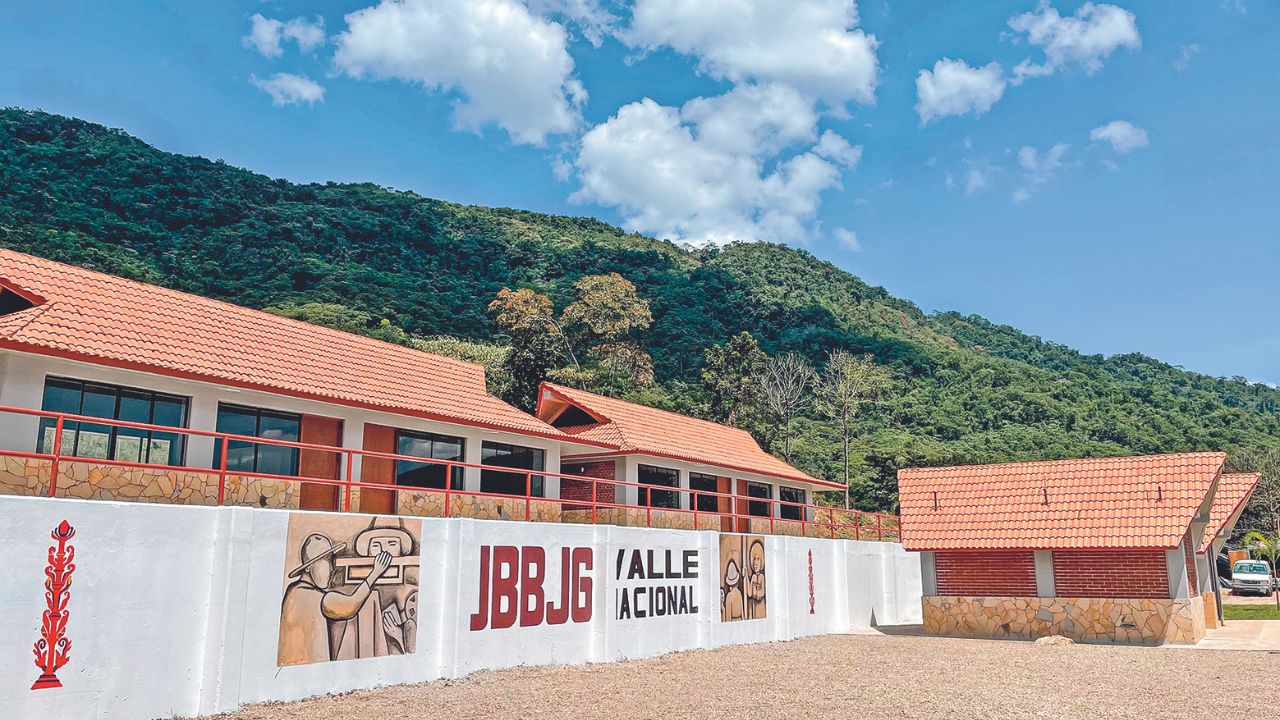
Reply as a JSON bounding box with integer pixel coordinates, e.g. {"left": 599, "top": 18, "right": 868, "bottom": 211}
{"left": 719, "top": 534, "right": 766, "bottom": 623}
{"left": 383, "top": 589, "right": 418, "bottom": 655}
{"left": 277, "top": 514, "right": 422, "bottom": 667}
{"left": 278, "top": 533, "right": 393, "bottom": 666}
{"left": 746, "top": 538, "right": 766, "bottom": 619}
{"left": 721, "top": 556, "right": 744, "bottom": 622}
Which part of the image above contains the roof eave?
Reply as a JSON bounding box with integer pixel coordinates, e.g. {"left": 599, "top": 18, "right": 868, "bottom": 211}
{"left": 3, "top": 343, "right": 620, "bottom": 448}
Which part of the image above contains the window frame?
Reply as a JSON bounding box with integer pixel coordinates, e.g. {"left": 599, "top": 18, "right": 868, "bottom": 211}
{"left": 213, "top": 403, "right": 302, "bottom": 477}
{"left": 746, "top": 481, "right": 773, "bottom": 518}
{"left": 637, "top": 463, "right": 680, "bottom": 509}
{"left": 479, "top": 441, "right": 546, "bottom": 497}
{"left": 37, "top": 376, "right": 190, "bottom": 466}
{"left": 393, "top": 428, "right": 466, "bottom": 490}
{"left": 779, "top": 486, "right": 805, "bottom": 521}
{"left": 688, "top": 472, "right": 719, "bottom": 513}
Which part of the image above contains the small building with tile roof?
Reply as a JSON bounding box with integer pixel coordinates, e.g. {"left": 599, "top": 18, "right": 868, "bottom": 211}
{"left": 898, "top": 451, "right": 1244, "bottom": 645}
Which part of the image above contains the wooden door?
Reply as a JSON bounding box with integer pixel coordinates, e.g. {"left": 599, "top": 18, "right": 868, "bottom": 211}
{"left": 359, "top": 423, "right": 397, "bottom": 514}
{"left": 298, "top": 415, "right": 342, "bottom": 511}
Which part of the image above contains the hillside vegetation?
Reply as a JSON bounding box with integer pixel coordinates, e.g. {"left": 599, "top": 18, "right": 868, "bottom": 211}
{"left": 2, "top": 108, "right": 1277, "bottom": 518}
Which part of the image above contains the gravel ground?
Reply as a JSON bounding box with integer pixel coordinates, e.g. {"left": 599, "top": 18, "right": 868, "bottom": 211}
{"left": 212, "top": 633, "right": 1280, "bottom": 720}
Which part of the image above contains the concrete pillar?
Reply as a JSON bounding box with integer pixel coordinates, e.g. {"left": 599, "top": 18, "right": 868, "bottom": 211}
{"left": 1166, "top": 547, "right": 1191, "bottom": 599}
{"left": 919, "top": 551, "right": 937, "bottom": 596}
{"left": 187, "top": 393, "right": 219, "bottom": 469}
{"left": 1034, "top": 550, "right": 1056, "bottom": 597}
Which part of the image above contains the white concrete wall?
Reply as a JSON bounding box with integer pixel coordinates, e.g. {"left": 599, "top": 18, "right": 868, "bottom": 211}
{"left": 0, "top": 350, "right": 563, "bottom": 491}
{"left": 0, "top": 495, "right": 920, "bottom": 720}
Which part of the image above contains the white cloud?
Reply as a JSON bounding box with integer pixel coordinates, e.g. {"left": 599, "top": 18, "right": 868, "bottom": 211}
{"left": 1012, "top": 142, "right": 1070, "bottom": 200}
{"left": 834, "top": 227, "right": 863, "bottom": 252}
{"left": 284, "top": 16, "right": 326, "bottom": 53}
{"left": 1090, "top": 120, "right": 1148, "bottom": 153}
{"left": 243, "top": 13, "right": 327, "bottom": 57}
{"left": 965, "top": 167, "right": 990, "bottom": 194}
{"left": 244, "top": 14, "right": 285, "bottom": 58}
{"left": 250, "top": 73, "right": 326, "bottom": 106}
{"left": 624, "top": 0, "right": 880, "bottom": 109}
{"left": 570, "top": 84, "right": 860, "bottom": 246}
{"left": 1173, "top": 43, "right": 1205, "bottom": 73}
{"left": 333, "top": 0, "right": 584, "bottom": 145}
{"left": 526, "top": 0, "right": 616, "bottom": 46}
{"left": 1008, "top": 2, "right": 1140, "bottom": 84}
{"left": 915, "top": 58, "right": 1007, "bottom": 124}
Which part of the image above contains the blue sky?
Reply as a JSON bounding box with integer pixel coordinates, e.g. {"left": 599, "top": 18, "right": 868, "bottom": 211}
{"left": 2, "top": 1, "right": 1277, "bottom": 383}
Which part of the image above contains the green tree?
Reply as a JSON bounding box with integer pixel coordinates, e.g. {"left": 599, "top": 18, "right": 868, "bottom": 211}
{"left": 264, "top": 302, "right": 412, "bottom": 346}
{"left": 563, "top": 273, "right": 653, "bottom": 391}
{"left": 1229, "top": 447, "right": 1280, "bottom": 537}
{"left": 817, "top": 352, "right": 894, "bottom": 509}
{"left": 701, "top": 332, "right": 767, "bottom": 426}
{"left": 488, "top": 288, "right": 574, "bottom": 408}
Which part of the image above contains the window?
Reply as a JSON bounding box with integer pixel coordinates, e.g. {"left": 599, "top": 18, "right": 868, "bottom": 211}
{"left": 214, "top": 404, "right": 300, "bottom": 476}
{"left": 779, "top": 486, "right": 805, "bottom": 520}
{"left": 38, "top": 377, "right": 188, "bottom": 465}
{"left": 395, "top": 430, "right": 465, "bottom": 490}
{"left": 746, "top": 481, "right": 772, "bottom": 518}
{"left": 689, "top": 472, "right": 719, "bottom": 512}
{"left": 480, "top": 442, "right": 545, "bottom": 497}
{"left": 638, "top": 464, "right": 680, "bottom": 509}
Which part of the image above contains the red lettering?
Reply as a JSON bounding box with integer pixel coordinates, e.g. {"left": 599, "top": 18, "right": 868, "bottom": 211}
{"left": 471, "top": 545, "right": 593, "bottom": 630}
{"left": 520, "top": 546, "right": 546, "bottom": 627}
{"left": 571, "top": 546, "right": 593, "bottom": 623}
{"left": 546, "top": 547, "right": 572, "bottom": 625}
{"left": 490, "top": 546, "right": 519, "bottom": 630}
{"left": 469, "top": 546, "right": 491, "bottom": 631}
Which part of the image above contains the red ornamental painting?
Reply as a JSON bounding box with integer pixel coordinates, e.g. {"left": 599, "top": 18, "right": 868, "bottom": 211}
{"left": 32, "top": 520, "right": 76, "bottom": 690}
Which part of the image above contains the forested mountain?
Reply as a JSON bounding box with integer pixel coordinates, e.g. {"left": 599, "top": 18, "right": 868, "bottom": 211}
{"left": 3, "top": 108, "right": 1277, "bottom": 516}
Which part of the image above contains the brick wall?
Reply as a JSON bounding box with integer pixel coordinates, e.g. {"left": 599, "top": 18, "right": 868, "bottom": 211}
{"left": 1183, "top": 533, "right": 1199, "bottom": 596}
{"left": 561, "top": 460, "right": 616, "bottom": 510}
{"left": 1051, "top": 549, "right": 1170, "bottom": 599}
{"left": 934, "top": 550, "right": 1037, "bottom": 597}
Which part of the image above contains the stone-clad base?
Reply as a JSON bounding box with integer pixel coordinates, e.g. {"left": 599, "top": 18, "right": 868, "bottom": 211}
{"left": 0, "top": 457, "right": 298, "bottom": 509}
{"left": 922, "top": 595, "right": 1206, "bottom": 645}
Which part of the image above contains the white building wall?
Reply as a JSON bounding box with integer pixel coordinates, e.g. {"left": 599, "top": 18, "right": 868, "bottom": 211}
{"left": 0, "top": 495, "right": 922, "bottom": 720}
{"left": 0, "top": 350, "right": 563, "bottom": 483}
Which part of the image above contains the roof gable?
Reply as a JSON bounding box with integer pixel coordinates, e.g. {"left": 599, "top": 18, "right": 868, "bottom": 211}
{"left": 538, "top": 382, "right": 836, "bottom": 487}
{"left": 0, "top": 250, "right": 576, "bottom": 440}
{"left": 1200, "top": 472, "right": 1262, "bottom": 554}
{"left": 898, "top": 451, "right": 1227, "bottom": 551}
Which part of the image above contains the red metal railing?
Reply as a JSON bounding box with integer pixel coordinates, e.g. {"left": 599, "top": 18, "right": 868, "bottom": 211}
{"left": 0, "top": 405, "right": 899, "bottom": 541}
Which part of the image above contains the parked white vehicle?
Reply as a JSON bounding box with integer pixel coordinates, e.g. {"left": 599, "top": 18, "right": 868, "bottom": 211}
{"left": 1231, "top": 559, "right": 1275, "bottom": 595}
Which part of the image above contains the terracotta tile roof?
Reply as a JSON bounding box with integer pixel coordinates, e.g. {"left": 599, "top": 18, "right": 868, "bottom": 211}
{"left": 1200, "top": 472, "right": 1261, "bottom": 554}
{"left": 538, "top": 382, "right": 840, "bottom": 488}
{"left": 0, "top": 250, "right": 586, "bottom": 441}
{"left": 898, "top": 451, "right": 1227, "bottom": 551}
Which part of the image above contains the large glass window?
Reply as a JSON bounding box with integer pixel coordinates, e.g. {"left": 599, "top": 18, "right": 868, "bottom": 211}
{"left": 37, "top": 377, "right": 188, "bottom": 465}
{"left": 480, "top": 442, "right": 546, "bottom": 497}
{"left": 638, "top": 464, "right": 680, "bottom": 509}
{"left": 213, "top": 404, "right": 301, "bottom": 476}
{"left": 779, "top": 486, "right": 805, "bottom": 520}
{"left": 746, "top": 481, "right": 773, "bottom": 518}
{"left": 689, "top": 472, "right": 719, "bottom": 512}
{"left": 395, "top": 430, "right": 465, "bottom": 490}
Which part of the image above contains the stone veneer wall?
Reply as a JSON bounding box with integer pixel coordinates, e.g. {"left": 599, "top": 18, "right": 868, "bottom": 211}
{"left": 922, "top": 595, "right": 1206, "bottom": 645}
{"left": 0, "top": 456, "right": 299, "bottom": 509}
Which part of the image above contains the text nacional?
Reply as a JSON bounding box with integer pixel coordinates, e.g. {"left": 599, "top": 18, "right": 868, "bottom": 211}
{"left": 614, "top": 548, "right": 700, "bottom": 620}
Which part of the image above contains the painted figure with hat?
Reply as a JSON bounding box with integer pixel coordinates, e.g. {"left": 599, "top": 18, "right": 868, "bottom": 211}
{"left": 277, "top": 531, "right": 394, "bottom": 666}
{"left": 276, "top": 515, "right": 423, "bottom": 666}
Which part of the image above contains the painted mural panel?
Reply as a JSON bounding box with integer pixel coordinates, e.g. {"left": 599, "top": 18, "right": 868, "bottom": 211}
{"left": 277, "top": 514, "right": 422, "bottom": 667}
{"left": 719, "top": 534, "right": 766, "bottom": 622}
